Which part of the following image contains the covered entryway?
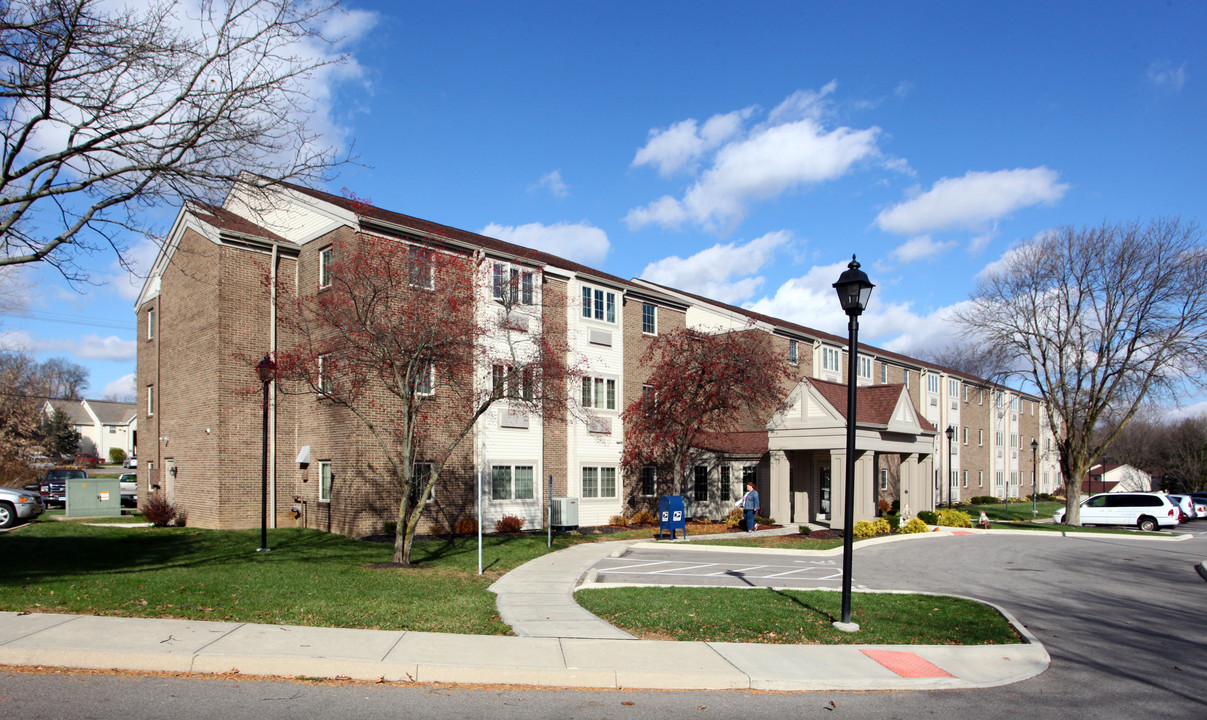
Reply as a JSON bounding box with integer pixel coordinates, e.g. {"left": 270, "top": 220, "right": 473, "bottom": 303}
{"left": 766, "top": 378, "right": 936, "bottom": 530}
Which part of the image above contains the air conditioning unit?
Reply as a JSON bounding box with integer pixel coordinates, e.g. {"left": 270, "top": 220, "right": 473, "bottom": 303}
{"left": 551, "top": 497, "right": 579, "bottom": 530}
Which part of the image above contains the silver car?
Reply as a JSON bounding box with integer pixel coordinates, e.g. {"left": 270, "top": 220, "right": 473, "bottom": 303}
{"left": 0, "top": 486, "right": 45, "bottom": 528}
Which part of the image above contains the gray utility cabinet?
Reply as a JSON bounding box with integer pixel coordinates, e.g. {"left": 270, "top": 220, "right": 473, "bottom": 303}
{"left": 550, "top": 497, "right": 579, "bottom": 530}
{"left": 66, "top": 477, "right": 121, "bottom": 518}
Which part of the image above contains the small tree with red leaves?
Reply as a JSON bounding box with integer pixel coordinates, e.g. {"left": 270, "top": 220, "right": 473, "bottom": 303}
{"left": 621, "top": 327, "right": 794, "bottom": 495}
{"left": 269, "top": 228, "right": 571, "bottom": 564}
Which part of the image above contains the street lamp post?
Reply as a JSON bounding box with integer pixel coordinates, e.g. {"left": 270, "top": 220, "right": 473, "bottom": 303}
{"left": 256, "top": 354, "right": 275, "bottom": 553}
{"left": 832, "top": 255, "right": 874, "bottom": 633}
{"left": 1031, "top": 438, "right": 1039, "bottom": 517}
{"left": 945, "top": 425, "right": 955, "bottom": 509}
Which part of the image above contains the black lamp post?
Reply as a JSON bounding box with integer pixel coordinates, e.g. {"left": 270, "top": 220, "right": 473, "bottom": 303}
{"left": 1031, "top": 438, "right": 1039, "bottom": 517}
{"left": 256, "top": 354, "right": 276, "bottom": 553}
{"left": 832, "top": 255, "right": 874, "bottom": 632}
{"left": 945, "top": 425, "right": 955, "bottom": 509}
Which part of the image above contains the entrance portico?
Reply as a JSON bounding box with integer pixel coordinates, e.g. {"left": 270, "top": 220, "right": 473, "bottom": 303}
{"left": 766, "top": 378, "right": 935, "bottom": 530}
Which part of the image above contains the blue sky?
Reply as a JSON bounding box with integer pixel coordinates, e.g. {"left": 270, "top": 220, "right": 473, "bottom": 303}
{"left": 3, "top": 0, "right": 1205, "bottom": 411}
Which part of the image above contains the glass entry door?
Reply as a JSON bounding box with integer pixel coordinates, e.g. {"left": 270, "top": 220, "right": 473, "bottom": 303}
{"left": 819, "top": 466, "right": 831, "bottom": 520}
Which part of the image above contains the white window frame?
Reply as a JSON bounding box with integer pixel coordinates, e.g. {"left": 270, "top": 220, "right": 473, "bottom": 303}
{"left": 642, "top": 303, "right": 657, "bottom": 335}
{"left": 927, "top": 373, "right": 940, "bottom": 394}
{"left": 880, "top": 363, "right": 887, "bottom": 383}
{"left": 411, "top": 462, "right": 435, "bottom": 505}
{"left": 580, "top": 283, "right": 616, "bottom": 323}
{"left": 858, "top": 355, "right": 873, "bottom": 380}
{"left": 788, "top": 339, "right": 798, "bottom": 365}
{"left": 319, "top": 246, "right": 333, "bottom": 289}
{"left": 147, "top": 307, "right": 155, "bottom": 340}
{"left": 978, "top": 470, "right": 984, "bottom": 488}
{"left": 416, "top": 361, "right": 434, "bottom": 396}
{"left": 491, "top": 464, "right": 535, "bottom": 501}
{"left": 821, "top": 346, "right": 841, "bottom": 373}
{"left": 319, "top": 461, "right": 332, "bottom": 503}
{"left": 493, "top": 364, "right": 534, "bottom": 401}
{"left": 582, "top": 466, "right": 617, "bottom": 498}
{"left": 948, "top": 378, "right": 959, "bottom": 397}
{"left": 146, "top": 384, "right": 154, "bottom": 417}
{"left": 879, "top": 468, "right": 888, "bottom": 491}
{"left": 580, "top": 375, "right": 617, "bottom": 410}
{"left": 318, "top": 354, "right": 332, "bottom": 395}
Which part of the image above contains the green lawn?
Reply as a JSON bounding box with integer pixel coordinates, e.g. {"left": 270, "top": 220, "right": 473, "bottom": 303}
{"left": 0, "top": 522, "right": 590, "bottom": 634}
{"left": 576, "top": 586, "right": 1020, "bottom": 645}
{"left": 958, "top": 500, "right": 1064, "bottom": 522}
{"left": 688, "top": 534, "right": 845, "bottom": 551}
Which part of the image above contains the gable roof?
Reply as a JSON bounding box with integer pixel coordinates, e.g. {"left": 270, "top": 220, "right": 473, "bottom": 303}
{"left": 692, "top": 430, "right": 770, "bottom": 456}
{"left": 807, "top": 378, "right": 936, "bottom": 432}
{"left": 84, "top": 399, "right": 137, "bottom": 425}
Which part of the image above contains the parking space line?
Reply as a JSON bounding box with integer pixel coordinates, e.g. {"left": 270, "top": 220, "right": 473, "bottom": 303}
{"left": 601, "top": 560, "right": 675, "bottom": 573}
{"left": 707, "top": 565, "right": 768, "bottom": 575}
{"left": 649, "top": 563, "right": 716, "bottom": 574}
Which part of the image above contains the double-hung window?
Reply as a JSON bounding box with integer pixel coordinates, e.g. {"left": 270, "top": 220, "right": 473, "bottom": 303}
{"left": 409, "top": 246, "right": 433, "bottom": 289}
{"left": 411, "top": 462, "right": 434, "bottom": 505}
{"left": 415, "top": 361, "right": 434, "bottom": 396}
{"left": 319, "top": 461, "right": 332, "bottom": 502}
{"left": 319, "top": 246, "right": 333, "bottom": 288}
{"left": 822, "top": 346, "right": 841, "bottom": 373}
{"left": 880, "top": 363, "right": 887, "bottom": 383}
{"left": 318, "top": 354, "right": 333, "bottom": 394}
{"left": 642, "top": 303, "right": 657, "bottom": 335}
{"left": 879, "top": 468, "right": 888, "bottom": 491}
{"left": 581, "top": 376, "right": 616, "bottom": 410}
{"left": 693, "top": 466, "right": 709, "bottom": 502}
{"left": 582, "top": 466, "right": 617, "bottom": 498}
{"left": 493, "top": 262, "right": 535, "bottom": 305}
{"left": 581, "top": 284, "right": 616, "bottom": 323}
{"left": 640, "top": 466, "right": 657, "bottom": 496}
{"left": 147, "top": 308, "right": 155, "bottom": 339}
{"left": 719, "top": 466, "right": 731, "bottom": 498}
{"left": 493, "top": 365, "right": 533, "bottom": 400}
{"left": 491, "top": 465, "right": 534, "bottom": 500}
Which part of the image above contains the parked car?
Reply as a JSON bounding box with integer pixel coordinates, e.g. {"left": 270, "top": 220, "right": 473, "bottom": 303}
{"left": 1053, "top": 492, "right": 1180, "bottom": 531}
{"left": 123, "top": 455, "right": 138, "bottom": 469}
{"left": 118, "top": 473, "right": 137, "bottom": 508}
{"left": 37, "top": 467, "right": 89, "bottom": 508}
{"left": 1168, "top": 494, "right": 1199, "bottom": 521}
{"left": 73, "top": 454, "right": 102, "bottom": 468}
{"left": 0, "top": 485, "right": 45, "bottom": 528}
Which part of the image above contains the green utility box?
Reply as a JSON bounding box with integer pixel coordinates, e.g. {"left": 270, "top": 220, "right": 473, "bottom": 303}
{"left": 66, "top": 477, "right": 121, "bottom": 518}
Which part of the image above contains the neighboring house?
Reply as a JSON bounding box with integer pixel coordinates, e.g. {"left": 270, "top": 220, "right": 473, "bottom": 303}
{"left": 1081, "top": 463, "right": 1153, "bottom": 494}
{"left": 43, "top": 399, "right": 138, "bottom": 460}
{"left": 135, "top": 175, "right": 1058, "bottom": 537}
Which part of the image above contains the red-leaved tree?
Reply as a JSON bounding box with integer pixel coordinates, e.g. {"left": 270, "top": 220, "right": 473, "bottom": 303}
{"left": 621, "top": 327, "right": 795, "bottom": 495}
{"left": 269, "top": 228, "right": 571, "bottom": 564}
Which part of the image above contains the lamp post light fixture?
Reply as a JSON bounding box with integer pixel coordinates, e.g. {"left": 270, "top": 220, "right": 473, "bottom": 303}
{"left": 1031, "top": 438, "right": 1039, "bottom": 517}
{"left": 255, "top": 354, "right": 276, "bottom": 553}
{"left": 945, "top": 425, "right": 955, "bottom": 509}
{"left": 832, "top": 255, "right": 874, "bottom": 633}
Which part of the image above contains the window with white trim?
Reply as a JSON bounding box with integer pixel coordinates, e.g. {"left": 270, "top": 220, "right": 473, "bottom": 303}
{"left": 742, "top": 466, "right": 756, "bottom": 486}
{"left": 858, "top": 355, "right": 872, "bottom": 380}
{"left": 318, "top": 354, "right": 334, "bottom": 395}
{"left": 640, "top": 466, "right": 657, "bottom": 496}
{"left": 580, "top": 376, "right": 616, "bottom": 410}
{"left": 978, "top": 470, "right": 984, "bottom": 487}
{"left": 642, "top": 303, "right": 657, "bottom": 335}
{"left": 580, "top": 284, "right": 616, "bottom": 323}
{"left": 582, "top": 466, "right": 617, "bottom": 498}
{"left": 904, "top": 369, "right": 910, "bottom": 388}
{"left": 493, "top": 364, "right": 533, "bottom": 401}
{"left": 409, "top": 246, "right": 433, "bottom": 289}
{"left": 963, "top": 470, "right": 968, "bottom": 488}
{"left": 880, "top": 363, "right": 887, "bottom": 383}
{"left": 948, "top": 378, "right": 959, "bottom": 397}
{"left": 415, "top": 361, "right": 434, "bottom": 396}
{"left": 962, "top": 426, "right": 968, "bottom": 445}
{"left": 411, "top": 462, "right": 434, "bottom": 505}
{"left": 963, "top": 385, "right": 969, "bottom": 402}
{"left": 821, "top": 346, "right": 841, "bottom": 373}
{"left": 319, "top": 461, "right": 332, "bottom": 502}
{"left": 491, "top": 465, "right": 534, "bottom": 500}
{"left": 493, "top": 263, "right": 536, "bottom": 305}
{"left": 927, "top": 373, "right": 940, "bottom": 394}
{"left": 979, "top": 429, "right": 984, "bottom": 446}
{"left": 995, "top": 471, "right": 1003, "bottom": 487}
{"left": 147, "top": 308, "right": 155, "bottom": 339}
{"left": 879, "top": 468, "right": 888, "bottom": 491}
{"left": 788, "top": 339, "right": 798, "bottom": 365}
{"left": 319, "top": 246, "right": 333, "bottom": 288}
{"left": 146, "top": 385, "right": 154, "bottom": 417}
{"left": 693, "top": 466, "right": 709, "bottom": 502}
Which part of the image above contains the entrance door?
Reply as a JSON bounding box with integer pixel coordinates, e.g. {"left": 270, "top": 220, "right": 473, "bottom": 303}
{"left": 819, "top": 465, "right": 831, "bottom": 520}
{"left": 164, "top": 458, "right": 176, "bottom": 504}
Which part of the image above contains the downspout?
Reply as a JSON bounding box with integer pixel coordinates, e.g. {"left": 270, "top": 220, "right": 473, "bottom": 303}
{"left": 269, "top": 244, "right": 279, "bottom": 528}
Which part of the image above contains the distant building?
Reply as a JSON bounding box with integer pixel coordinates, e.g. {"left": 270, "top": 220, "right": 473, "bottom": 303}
{"left": 43, "top": 399, "right": 137, "bottom": 460}
{"left": 1080, "top": 463, "right": 1152, "bottom": 494}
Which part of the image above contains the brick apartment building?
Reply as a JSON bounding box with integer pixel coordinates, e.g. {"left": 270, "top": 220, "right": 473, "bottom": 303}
{"left": 135, "top": 176, "right": 1058, "bottom": 537}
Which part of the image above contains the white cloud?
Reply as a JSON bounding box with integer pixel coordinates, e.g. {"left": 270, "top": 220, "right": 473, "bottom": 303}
{"left": 640, "top": 231, "right": 791, "bottom": 304}
{"left": 627, "top": 85, "right": 884, "bottom": 234}
{"left": 102, "top": 373, "right": 137, "bottom": 402}
{"left": 632, "top": 108, "right": 753, "bottom": 177}
{"left": 891, "top": 236, "right": 957, "bottom": 264}
{"left": 482, "top": 221, "right": 610, "bottom": 266}
{"left": 532, "top": 170, "right": 570, "bottom": 198}
{"left": 894, "top": 81, "right": 914, "bottom": 99}
{"left": 106, "top": 235, "right": 162, "bottom": 302}
{"left": 1147, "top": 61, "right": 1187, "bottom": 93}
{"left": 745, "top": 260, "right": 853, "bottom": 336}
{"left": 76, "top": 334, "right": 137, "bottom": 361}
{"left": 875, "top": 167, "right": 1069, "bottom": 236}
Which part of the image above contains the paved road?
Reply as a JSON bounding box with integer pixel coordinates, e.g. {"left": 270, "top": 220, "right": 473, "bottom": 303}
{"left": 590, "top": 531, "right": 1207, "bottom": 716}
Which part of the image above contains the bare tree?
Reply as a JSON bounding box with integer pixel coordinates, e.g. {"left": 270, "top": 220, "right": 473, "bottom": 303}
{"left": 958, "top": 219, "right": 1207, "bottom": 524}
{"left": 0, "top": 350, "right": 42, "bottom": 485}
{"left": 921, "top": 340, "right": 1011, "bottom": 384}
{"left": 0, "top": 0, "right": 359, "bottom": 281}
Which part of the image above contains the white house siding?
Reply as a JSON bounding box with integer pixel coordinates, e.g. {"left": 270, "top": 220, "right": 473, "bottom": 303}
{"left": 224, "top": 183, "right": 345, "bottom": 244}
{"left": 474, "top": 260, "right": 546, "bottom": 530}
{"left": 566, "top": 276, "right": 625, "bottom": 526}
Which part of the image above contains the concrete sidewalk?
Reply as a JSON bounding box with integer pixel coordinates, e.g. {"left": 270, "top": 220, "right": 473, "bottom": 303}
{"left": 0, "top": 528, "right": 1051, "bottom": 691}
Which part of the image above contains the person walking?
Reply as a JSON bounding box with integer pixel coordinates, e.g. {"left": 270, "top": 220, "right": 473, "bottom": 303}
{"left": 738, "top": 480, "right": 760, "bottom": 532}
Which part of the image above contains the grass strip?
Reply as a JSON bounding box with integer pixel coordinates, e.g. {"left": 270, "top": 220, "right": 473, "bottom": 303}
{"left": 686, "top": 535, "right": 844, "bottom": 551}
{"left": 576, "top": 586, "right": 1020, "bottom": 645}
{"left": 0, "top": 522, "right": 592, "bottom": 634}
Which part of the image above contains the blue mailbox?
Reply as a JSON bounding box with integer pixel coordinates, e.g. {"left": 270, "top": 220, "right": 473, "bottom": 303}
{"left": 658, "top": 495, "right": 687, "bottom": 540}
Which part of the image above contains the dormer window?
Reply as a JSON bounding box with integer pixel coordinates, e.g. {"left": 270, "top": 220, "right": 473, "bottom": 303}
{"left": 580, "top": 284, "right": 616, "bottom": 323}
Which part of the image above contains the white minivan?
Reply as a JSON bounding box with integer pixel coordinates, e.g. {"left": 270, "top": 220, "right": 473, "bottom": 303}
{"left": 1053, "top": 492, "right": 1180, "bottom": 531}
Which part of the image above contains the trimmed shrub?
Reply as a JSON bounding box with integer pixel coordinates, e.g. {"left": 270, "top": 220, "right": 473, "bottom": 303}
{"left": 725, "top": 507, "right": 743, "bottom": 527}
{"left": 755, "top": 514, "right": 774, "bottom": 526}
{"left": 798, "top": 524, "right": 812, "bottom": 535}
{"left": 884, "top": 513, "right": 900, "bottom": 531}
{"left": 608, "top": 514, "right": 629, "bottom": 527}
{"left": 454, "top": 517, "right": 477, "bottom": 535}
{"left": 631, "top": 510, "right": 656, "bottom": 525}
{"left": 141, "top": 494, "right": 177, "bottom": 527}
{"left": 109, "top": 448, "right": 127, "bottom": 465}
{"left": 916, "top": 509, "right": 939, "bottom": 525}
{"left": 971, "top": 495, "right": 997, "bottom": 505}
{"left": 852, "top": 520, "right": 877, "bottom": 538}
{"left": 871, "top": 516, "right": 891, "bottom": 535}
{"left": 891, "top": 499, "right": 901, "bottom": 513}
{"left": 899, "top": 517, "right": 931, "bottom": 534}
{"left": 495, "top": 515, "right": 525, "bottom": 534}
{"left": 382, "top": 520, "right": 397, "bottom": 536}
{"left": 937, "top": 509, "right": 973, "bottom": 528}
